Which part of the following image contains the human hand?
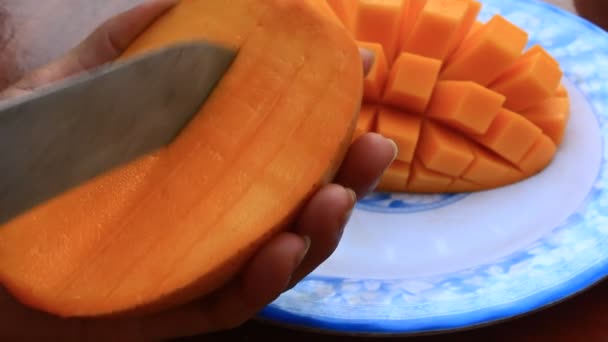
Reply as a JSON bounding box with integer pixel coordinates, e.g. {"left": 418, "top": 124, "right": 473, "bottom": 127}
{"left": 574, "top": 0, "right": 608, "bottom": 31}
{"left": 0, "top": 0, "right": 397, "bottom": 340}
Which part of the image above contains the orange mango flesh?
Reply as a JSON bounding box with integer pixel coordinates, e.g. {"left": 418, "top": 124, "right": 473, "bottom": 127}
{"left": 521, "top": 97, "right": 570, "bottom": 145}
{"left": 471, "top": 108, "right": 544, "bottom": 165}
{"left": 355, "top": 0, "right": 407, "bottom": 63}
{"left": 417, "top": 121, "right": 475, "bottom": 178}
{"left": 327, "top": 0, "right": 360, "bottom": 31}
{"left": 442, "top": 14, "right": 529, "bottom": 85}
{"left": 333, "top": 0, "right": 569, "bottom": 193}
{"left": 402, "top": 0, "right": 474, "bottom": 60}
{"left": 409, "top": 159, "right": 454, "bottom": 193}
{"left": 464, "top": 20, "right": 483, "bottom": 42}
{"left": 447, "top": 1, "right": 482, "bottom": 55}
{"left": 358, "top": 41, "right": 389, "bottom": 101}
{"left": 0, "top": 0, "right": 363, "bottom": 318}
{"left": 397, "top": 0, "right": 428, "bottom": 54}
{"left": 489, "top": 49, "right": 563, "bottom": 112}
{"left": 519, "top": 134, "right": 558, "bottom": 176}
{"left": 354, "top": 104, "right": 378, "bottom": 140}
{"left": 383, "top": 52, "right": 441, "bottom": 113}
{"left": 426, "top": 80, "right": 506, "bottom": 135}
{"left": 377, "top": 160, "right": 410, "bottom": 192}
{"left": 376, "top": 106, "right": 423, "bottom": 163}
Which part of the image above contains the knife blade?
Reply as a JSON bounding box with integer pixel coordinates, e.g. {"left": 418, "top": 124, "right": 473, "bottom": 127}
{"left": 0, "top": 41, "right": 237, "bottom": 224}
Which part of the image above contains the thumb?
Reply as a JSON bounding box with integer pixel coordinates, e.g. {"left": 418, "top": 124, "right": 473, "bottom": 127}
{"left": 0, "top": 0, "right": 178, "bottom": 100}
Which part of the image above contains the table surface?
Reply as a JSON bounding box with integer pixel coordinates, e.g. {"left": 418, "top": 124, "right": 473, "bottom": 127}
{"left": 4, "top": 0, "right": 608, "bottom": 341}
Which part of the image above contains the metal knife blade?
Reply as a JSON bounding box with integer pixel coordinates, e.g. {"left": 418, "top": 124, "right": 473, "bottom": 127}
{"left": 0, "top": 41, "right": 236, "bottom": 224}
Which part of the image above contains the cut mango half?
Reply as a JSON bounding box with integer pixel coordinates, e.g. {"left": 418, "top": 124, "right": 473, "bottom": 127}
{"left": 327, "top": 0, "right": 569, "bottom": 193}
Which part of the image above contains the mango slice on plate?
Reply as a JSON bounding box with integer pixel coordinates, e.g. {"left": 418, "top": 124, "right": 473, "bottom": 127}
{"left": 328, "top": 0, "right": 570, "bottom": 193}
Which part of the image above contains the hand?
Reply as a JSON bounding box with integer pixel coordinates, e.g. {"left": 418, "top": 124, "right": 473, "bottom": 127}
{"left": 0, "top": 0, "right": 397, "bottom": 340}
{"left": 574, "top": 0, "right": 608, "bottom": 30}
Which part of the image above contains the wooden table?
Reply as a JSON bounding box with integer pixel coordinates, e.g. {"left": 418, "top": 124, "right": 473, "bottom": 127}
{"left": 4, "top": 1, "right": 608, "bottom": 341}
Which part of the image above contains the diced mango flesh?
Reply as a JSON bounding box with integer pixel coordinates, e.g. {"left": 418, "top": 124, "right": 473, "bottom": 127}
{"left": 408, "top": 159, "right": 454, "bottom": 193}
{"left": 426, "top": 80, "right": 505, "bottom": 135}
{"left": 397, "top": 0, "right": 427, "bottom": 54}
{"left": 327, "top": 0, "right": 360, "bottom": 31}
{"left": 402, "top": 0, "right": 471, "bottom": 60}
{"left": 471, "top": 108, "right": 543, "bottom": 165}
{"left": 461, "top": 145, "right": 521, "bottom": 187}
{"left": 521, "top": 97, "right": 569, "bottom": 145}
{"left": 383, "top": 52, "right": 441, "bottom": 113}
{"left": 328, "top": 0, "right": 569, "bottom": 193}
{"left": 377, "top": 160, "right": 410, "bottom": 192}
{"left": 447, "top": 1, "right": 482, "bottom": 55}
{"left": 417, "top": 121, "right": 474, "bottom": 177}
{"left": 519, "top": 134, "right": 557, "bottom": 176}
{"left": 447, "top": 178, "right": 480, "bottom": 192}
{"left": 355, "top": 0, "right": 407, "bottom": 63}
{"left": 375, "top": 107, "right": 422, "bottom": 163}
{"left": 489, "top": 49, "right": 563, "bottom": 112}
{"left": 442, "top": 15, "right": 529, "bottom": 85}
{"left": 353, "top": 104, "right": 378, "bottom": 141}
{"left": 358, "top": 41, "right": 389, "bottom": 101}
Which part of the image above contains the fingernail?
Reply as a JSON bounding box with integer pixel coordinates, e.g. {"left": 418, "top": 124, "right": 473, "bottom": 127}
{"left": 386, "top": 138, "right": 399, "bottom": 165}
{"left": 344, "top": 187, "right": 357, "bottom": 221}
{"left": 366, "top": 138, "right": 398, "bottom": 194}
{"left": 359, "top": 48, "right": 375, "bottom": 76}
{"left": 339, "top": 188, "right": 357, "bottom": 240}
{"left": 294, "top": 235, "right": 311, "bottom": 270}
{"left": 346, "top": 187, "right": 357, "bottom": 205}
{"left": 285, "top": 235, "right": 311, "bottom": 290}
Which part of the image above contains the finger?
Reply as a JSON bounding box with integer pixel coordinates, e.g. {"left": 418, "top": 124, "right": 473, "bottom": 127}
{"left": 115, "top": 48, "right": 383, "bottom": 342}
{"left": 127, "top": 232, "right": 309, "bottom": 340}
{"left": 71, "top": 0, "right": 179, "bottom": 70}
{"left": 0, "top": 0, "right": 178, "bottom": 100}
{"left": 132, "top": 135, "right": 395, "bottom": 338}
{"left": 133, "top": 136, "right": 393, "bottom": 337}
{"left": 359, "top": 47, "right": 375, "bottom": 76}
{"left": 287, "top": 183, "right": 356, "bottom": 288}
{"left": 334, "top": 132, "right": 398, "bottom": 199}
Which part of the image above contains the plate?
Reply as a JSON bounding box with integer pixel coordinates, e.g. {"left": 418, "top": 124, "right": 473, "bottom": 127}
{"left": 257, "top": 0, "right": 608, "bottom": 336}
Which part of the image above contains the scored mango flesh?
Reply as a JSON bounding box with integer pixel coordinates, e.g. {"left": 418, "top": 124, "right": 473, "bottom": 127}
{"left": 328, "top": 0, "right": 570, "bottom": 193}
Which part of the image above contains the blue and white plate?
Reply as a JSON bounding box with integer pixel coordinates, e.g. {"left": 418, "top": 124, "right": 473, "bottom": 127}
{"left": 258, "top": 0, "right": 608, "bottom": 336}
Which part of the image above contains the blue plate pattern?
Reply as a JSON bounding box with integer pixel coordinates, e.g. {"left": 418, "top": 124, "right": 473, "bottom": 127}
{"left": 356, "top": 192, "right": 470, "bottom": 214}
{"left": 258, "top": 0, "right": 608, "bottom": 335}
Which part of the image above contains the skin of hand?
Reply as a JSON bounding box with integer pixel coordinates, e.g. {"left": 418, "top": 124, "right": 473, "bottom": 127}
{"left": 0, "top": 0, "right": 398, "bottom": 340}
{"left": 574, "top": 0, "right": 608, "bottom": 30}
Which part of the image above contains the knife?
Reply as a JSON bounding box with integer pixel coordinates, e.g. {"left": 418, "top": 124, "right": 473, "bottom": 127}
{"left": 0, "top": 41, "right": 237, "bottom": 224}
